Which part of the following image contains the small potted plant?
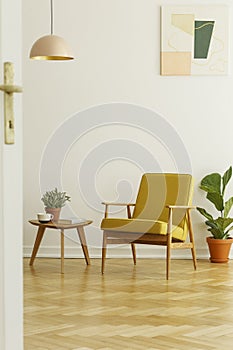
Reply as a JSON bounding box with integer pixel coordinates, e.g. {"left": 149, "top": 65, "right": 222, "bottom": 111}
{"left": 197, "top": 166, "right": 233, "bottom": 263}
{"left": 41, "top": 187, "right": 71, "bottom": 221}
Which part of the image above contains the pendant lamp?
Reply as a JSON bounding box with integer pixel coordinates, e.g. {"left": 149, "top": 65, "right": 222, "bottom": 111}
{"left": 30, "top": 0, "right": 74, "bottom": 60}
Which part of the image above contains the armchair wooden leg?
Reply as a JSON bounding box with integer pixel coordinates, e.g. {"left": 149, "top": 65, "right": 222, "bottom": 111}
{"left": 166, "top": 243, "right": 171, "bottom": 280}
{"left": 102, "top": 231, "right": 107, "bottom": 274}
{"left": 191, "top": 246, "right": 197, "bottom": 270}
{"left": 131, "top": 243, "right": 136, "bottom": 265}
{"left": 166, "top": 210, "right": 172, "bottom": 280}
{"left": 187, "top": 210, "right": 197, "bottom": 270}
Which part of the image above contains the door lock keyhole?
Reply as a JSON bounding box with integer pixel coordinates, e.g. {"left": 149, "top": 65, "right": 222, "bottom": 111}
{"left": 9, "top": 120, "right": 14, "bottom": 129}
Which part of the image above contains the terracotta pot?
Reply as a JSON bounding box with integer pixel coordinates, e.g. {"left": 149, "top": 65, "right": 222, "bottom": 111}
{"left": 206, "top": 236, "right": 233, "bottom": 263}
{"left": 45, "top": 207, "right": 61, "bottom": 222}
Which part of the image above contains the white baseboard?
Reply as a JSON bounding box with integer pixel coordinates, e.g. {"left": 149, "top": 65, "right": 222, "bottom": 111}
{"left": 24, "top": 245, "right": 210, "bottom": 259}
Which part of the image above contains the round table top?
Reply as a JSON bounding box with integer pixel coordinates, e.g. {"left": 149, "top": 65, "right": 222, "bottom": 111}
{"left": 29, "top": 219, "right": 93, "bottom": 229}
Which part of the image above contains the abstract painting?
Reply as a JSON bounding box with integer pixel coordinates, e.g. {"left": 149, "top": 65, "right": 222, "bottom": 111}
{"left": 160, "top": 6, "right": 229, "bottom": 75}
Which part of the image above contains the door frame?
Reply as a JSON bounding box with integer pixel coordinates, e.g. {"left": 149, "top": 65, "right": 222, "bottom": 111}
{"left": 0, "top": 0, "right": 23, "bottom": 349}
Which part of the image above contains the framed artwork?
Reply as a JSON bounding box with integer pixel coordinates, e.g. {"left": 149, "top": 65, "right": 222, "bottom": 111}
{"left": 160, "top": 5, "right": 229, "bottom": 75}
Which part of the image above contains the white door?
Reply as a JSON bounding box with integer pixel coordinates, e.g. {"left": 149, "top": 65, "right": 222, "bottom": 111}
{"left": 0, "top": 0, "right": 23, "bottom": 349}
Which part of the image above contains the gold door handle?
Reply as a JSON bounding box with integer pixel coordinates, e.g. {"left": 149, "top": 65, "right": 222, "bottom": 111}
{"left": 0, "top": 62, "right": 23, "bottom": 144}
{"left": 0, "top": 84, "right": 23, "bottom": 94}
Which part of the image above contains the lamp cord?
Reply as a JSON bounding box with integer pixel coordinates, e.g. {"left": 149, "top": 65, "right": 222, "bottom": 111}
{"left": 50, "top": 0, "right": 53, "bottom": 35}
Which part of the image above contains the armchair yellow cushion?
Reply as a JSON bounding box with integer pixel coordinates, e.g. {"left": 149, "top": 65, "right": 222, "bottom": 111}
{"left": 101, "top": 218, "right": 185, "bottom": 241}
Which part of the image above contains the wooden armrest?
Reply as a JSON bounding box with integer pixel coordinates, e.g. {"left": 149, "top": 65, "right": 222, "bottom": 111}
{"left": 102, "top": 202, "right": 136, "bottom": 218}
{"left": 101, "top": 202, "right": 135, "bottom": 206}
{"left": 166, "top": 205, "right": 196, "bottom": 209}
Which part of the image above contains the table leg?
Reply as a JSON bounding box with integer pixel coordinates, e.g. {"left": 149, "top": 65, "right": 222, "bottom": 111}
{"left": 77, "top": 226, "right": 90, "bottom": 265}
{"left": 29, "top": 226, "right": 46, "bottom": 266}
{"left": 61, "top": 229, "right": 64, "bottom": 274}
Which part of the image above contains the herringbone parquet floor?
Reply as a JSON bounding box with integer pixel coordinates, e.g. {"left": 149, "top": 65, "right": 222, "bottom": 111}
{"left": 24, "top": 258, "right": 233, "bottom": 350}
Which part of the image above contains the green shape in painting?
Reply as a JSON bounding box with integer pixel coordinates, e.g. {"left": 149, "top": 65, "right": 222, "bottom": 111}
{"left": 194, "top": 20, "right": 215, "bottom": 59}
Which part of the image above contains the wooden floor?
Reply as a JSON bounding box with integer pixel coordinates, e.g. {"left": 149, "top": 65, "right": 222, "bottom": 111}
{"left": 24, "top": 258, "right": 233, "bottom": 350}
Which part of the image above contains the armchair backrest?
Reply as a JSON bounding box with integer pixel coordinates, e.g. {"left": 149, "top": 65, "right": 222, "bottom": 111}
{"left": 132, "top": 173, "right": 193, "bottom": 231}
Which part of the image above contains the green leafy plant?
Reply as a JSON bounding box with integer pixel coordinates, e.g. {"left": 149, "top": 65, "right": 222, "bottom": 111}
{"left": 41, "top": 188, "right": 71, "bottom": 208}
{"left": 197, "top": 166, "right": 233, "bottom": 239}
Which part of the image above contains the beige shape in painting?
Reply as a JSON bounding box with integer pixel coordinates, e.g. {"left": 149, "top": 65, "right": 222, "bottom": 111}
{"left": 161, "top": 52, "right": 191, "bottom": 76}
{"left": 171, "top": 14, "right": 195, "bottom": 36}
{"left": 210, "top": 59, "right": 227, "bottom": 73}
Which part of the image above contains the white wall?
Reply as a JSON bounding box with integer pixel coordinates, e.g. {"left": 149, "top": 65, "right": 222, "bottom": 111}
{"left": 23, "top": 0, "right": 233, "bottom": 260}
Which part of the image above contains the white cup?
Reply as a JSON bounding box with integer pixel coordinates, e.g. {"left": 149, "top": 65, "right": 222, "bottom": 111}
{"left": 37, "top": 213, "right": 54, "bottom": 222}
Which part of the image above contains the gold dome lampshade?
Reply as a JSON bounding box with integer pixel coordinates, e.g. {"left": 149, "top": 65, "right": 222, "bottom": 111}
{"left": 30, "top": 35, "right": 74, "bottom": 60}
{"left": 29, "top": 0, "right": 74, "bottom": 61}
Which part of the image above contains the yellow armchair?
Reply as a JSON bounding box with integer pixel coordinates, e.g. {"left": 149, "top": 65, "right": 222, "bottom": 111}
{"left": 100, "top": 173, "right": 197, "bottom": 279}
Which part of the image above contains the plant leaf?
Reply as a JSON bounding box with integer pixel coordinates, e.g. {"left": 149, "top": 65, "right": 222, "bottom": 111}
{"left": 207, "top": 227, "right": 226, "bottom": 239}
{"left": 205, "top": 220, "right": 221, "bottom": 235}
{"left": 206, "top": 192, "right": 224, "bottom": 212}
{"left": 222, "top": 166, "right": 232, "bottom": 196}
{"left": 205, "top": 217, "right": 233, "bottom": 239}
{"left": 200, "top": 173, "right": 221, "bottom": 194}
{"left": 215, "top": 217, "right": 233, "bottom": 231}
{"left": 224, "top": 197, "right": 233, "bottom": 218}
{"left": 196, "top": 207, "right": 214, "bottom": 221}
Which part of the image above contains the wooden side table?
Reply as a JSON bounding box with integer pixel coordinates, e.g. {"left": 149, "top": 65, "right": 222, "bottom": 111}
{"left": 29, "top": 219, "right": 92, "bottom": 273}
